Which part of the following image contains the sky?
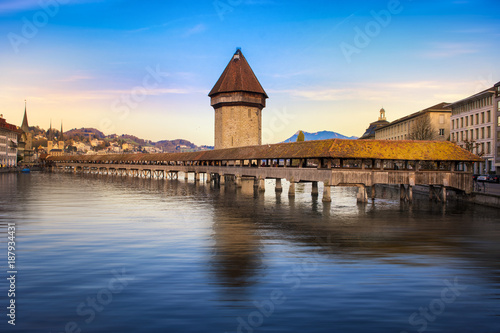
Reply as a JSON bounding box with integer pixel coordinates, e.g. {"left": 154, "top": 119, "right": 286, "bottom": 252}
{"left": 0, "top": 0, "right": 499, "bottom": 146}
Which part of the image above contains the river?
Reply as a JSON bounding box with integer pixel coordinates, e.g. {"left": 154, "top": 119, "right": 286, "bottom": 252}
{"left": 0, "top": 172, "right": 499, "bottom": 333}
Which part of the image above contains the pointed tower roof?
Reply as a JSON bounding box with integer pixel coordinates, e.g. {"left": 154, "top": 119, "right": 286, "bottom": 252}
{"left": 21, "top": 100, "right": 29, "bottom": 133}
{"left": 209, "top": 49, "right": 268, "bottom": 98}
{"left": 60, "top": 121, "right": 63, "bottom": 141}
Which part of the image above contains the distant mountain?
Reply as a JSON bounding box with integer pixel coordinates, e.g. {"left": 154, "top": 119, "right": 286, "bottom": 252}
{"left": 66, "top": 127, "right": 106, "bottom": 139}
{"left": 62, "top": 128, "right": 210, "bottom": 153}
{"left": 282, "top": 130, "right": 358, "bottom": 143}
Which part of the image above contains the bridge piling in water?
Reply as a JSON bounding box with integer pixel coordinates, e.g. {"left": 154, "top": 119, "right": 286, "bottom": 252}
{"left": 275, "top": 179, "right": 282, "bottom": 193}
{"left": 288, "top": 179, "right": 295, "bottom": 197}
{"left": 311, "top": 181, "right": 319, "bottom": 197}
{"left": 322, "top": 181, "right": 331, "bottom": 202}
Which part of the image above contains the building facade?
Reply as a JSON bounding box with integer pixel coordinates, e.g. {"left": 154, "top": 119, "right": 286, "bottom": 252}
{"left": 359, "top": 108, "right": 389, "bottom": 140}
{"left": 495, "top": 81, "right": 500, "bottom": 174}
{"left": 209, "top": 49, "right": 268, "bottom": 150}
{"left": 375, "top": 103, "right": 451, "bottom": 141}
{"left": 449, "top": 82, "right": 499, "bottom": 174}
{"left": 0, "top": 115, "right": 19, "bottom": 167}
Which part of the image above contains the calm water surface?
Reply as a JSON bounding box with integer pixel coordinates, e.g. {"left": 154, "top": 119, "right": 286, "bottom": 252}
{"left": 0, "top": 172, "right": 499, "bottom": 333}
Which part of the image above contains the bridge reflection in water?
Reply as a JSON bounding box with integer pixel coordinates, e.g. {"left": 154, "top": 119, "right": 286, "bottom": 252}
{"left": 47, "top": 139, "right": 482, "bottom": 203}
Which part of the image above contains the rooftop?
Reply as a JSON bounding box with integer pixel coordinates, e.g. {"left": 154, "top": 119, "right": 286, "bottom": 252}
{"left": 209, "top": 49, "right": 268, "bottom": 98}
{"left": 376, "top": 102, "right": 450, "bottom": 130}
{"left": 48, "top": 139, "right": 482, "bottom": 163}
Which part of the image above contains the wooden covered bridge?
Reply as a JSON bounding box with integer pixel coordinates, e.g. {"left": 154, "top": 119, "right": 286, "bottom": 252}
{"left": 47, "top": 139, "right": 482, "bottom": 203}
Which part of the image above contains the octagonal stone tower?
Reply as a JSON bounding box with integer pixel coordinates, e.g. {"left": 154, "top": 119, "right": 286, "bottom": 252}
{"left": 209, "top": 49, "right": 268, "bottom": 150}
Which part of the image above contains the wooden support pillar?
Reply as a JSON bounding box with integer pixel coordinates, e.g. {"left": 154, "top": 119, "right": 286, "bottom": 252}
{"left": 275, "top": 179, "right": 283, "bottom": 193}
{"left": 258, "top": 177, "right": 265, "bottom": 192}
{"left": 311, "top": 181, "right": 319, "bottom": 196}
{"left": 288, "top": 179, "right": 296, "bottom": 197}
{"left": 235, "top": 176, "right": 242, "bottom": 188}
{"left": 400, "top": 184, "right": 406, "bottom": 201}
{"left": 357, "top": 185, "right": 368, "bottom": 203}
{"left": 184, "top": 172, "right": 189, "bottom": 180}
{"left": 195, "top": 172, "right": 201, "bottom": 182}
{"left": 322, "top": 182, "right": 331, "bottom": 202}
{"left": 371, "top": 185, "right": 376, "bottom": 200}
{"left": 429, "top": 185, "right": 434, "bottom": 201}
{"left": 408, "top": 185, "right": 413, "bottom": 202}
{"left": 220, "top": 174, "right": 225, "bottom": 185}
{"left": 441, "top": 186, "right": 447, "bottom": 202}
{"left": 206, "top": 173, "right": 212, "bottom": 183}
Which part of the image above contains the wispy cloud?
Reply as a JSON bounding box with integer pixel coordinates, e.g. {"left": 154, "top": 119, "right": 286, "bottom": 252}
{"left": 0, "top": 0, "right": 100, "bottom": 13}
{"left": 183, "top": 23, "right": 207, "bottom": 37}
{"left": 421, "top": 42, "right": 478, "bottom": 59}
{"left": 272, "top": 80, "right": 485, "bottom": 103}
{"left": 56, "top": 75, "right": 94, "bottom": 83}
{"left": 0, "top": 0, "right": 40, "bottom": 12}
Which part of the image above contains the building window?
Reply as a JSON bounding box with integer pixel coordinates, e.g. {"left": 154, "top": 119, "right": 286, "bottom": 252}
{"left": 487, "top": 111, "right": 491, "bottom": 122}
{"left": 439, "top": 115, "right": 445, "bottom": 124}
{"left": 476, "top": 113, "right": 479, "bottom": 124}
{"left": 487, "top": 126, "right": 491, "bottom": 138}
{"left": 460, "top": 117, "right": 463, "bottom": 127}
{"left": 487, "top": 142, "right": 491, "bottom": 154}
{"left": 439, "top": 129, "right": 445, "bottom": 136}
{"left": 470, "top": 129, "right": 473, "bottom": 140}
{"left": 470, "top": 115, "right": 473, "bottom": 126}
{"left": 481, "top": 112, "right": 485, "bottom": 123}
{"left": 465, "top": 117, "right": 468, "bottom": 127}
{"left": 476, "top": 128, "right": 479, "bottom": 140}
{"left": 482, "top": 127, "right": 485, "bottom": 139}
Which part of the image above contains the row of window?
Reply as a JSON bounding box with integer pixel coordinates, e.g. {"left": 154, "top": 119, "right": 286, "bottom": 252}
{"left": 0, "top": 148, "right": 17, "bottom": 154}
{"left": 452, "top": 110, "right": 491, "bottom": 129}
{"left": 451, "top": 95, "right": 493, "bottom": 115}
{"left": 381, "top": 128, "right": 446, "bottom": 141}
{"left": 451, "top": 126, "right": 492, "bottom": 141}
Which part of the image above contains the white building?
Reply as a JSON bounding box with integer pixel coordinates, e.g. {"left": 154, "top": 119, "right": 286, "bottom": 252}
{"left": 0, "top": 115, "right": 19, "bottom": 167}
{"left": 449, "top": 81, "right": 499, "bottom": 174}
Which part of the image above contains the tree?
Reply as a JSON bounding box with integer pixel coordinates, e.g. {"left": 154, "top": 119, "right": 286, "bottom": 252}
{"left": 408, "top": 115, "right": 435, "bottom": 140}
{"left": 460, "top": 139, "right": 484, "bottom": 157}
{"left": 296, "top": 130, "right": 305, "bottom": 142}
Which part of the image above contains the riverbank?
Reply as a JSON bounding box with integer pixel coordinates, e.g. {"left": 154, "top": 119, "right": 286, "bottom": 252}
{"left": 0, "top": 167, "right": 19, "bottom": 173}
{"left": 380, "top": 184, "right": 500, "bottom": 209}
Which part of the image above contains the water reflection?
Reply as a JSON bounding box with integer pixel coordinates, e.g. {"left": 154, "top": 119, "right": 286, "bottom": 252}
{"left": 1, "top": 172, "right": 500, "bottom": 333}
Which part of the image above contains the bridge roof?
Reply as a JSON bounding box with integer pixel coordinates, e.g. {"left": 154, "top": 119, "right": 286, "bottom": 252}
{"left": 48, "top": 139, "right": 482, "bottom": 163}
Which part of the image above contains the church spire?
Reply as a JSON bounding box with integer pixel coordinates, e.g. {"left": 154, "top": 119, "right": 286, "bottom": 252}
{"left": 49, "top": 119, "right": 53, "bottom": 141}
{"left": 378, "top": 107, "right": 386, "bottom": 121}
{"left": 60, "top": 121, "right": 63, "bottom": 141}
{"left": 21, "top": 100, "right": 29, "bottom": 133}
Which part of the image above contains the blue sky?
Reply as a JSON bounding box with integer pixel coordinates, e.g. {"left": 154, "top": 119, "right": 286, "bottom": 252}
{"left": 1, "top": 0, "right": 499, "bottom": 145}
